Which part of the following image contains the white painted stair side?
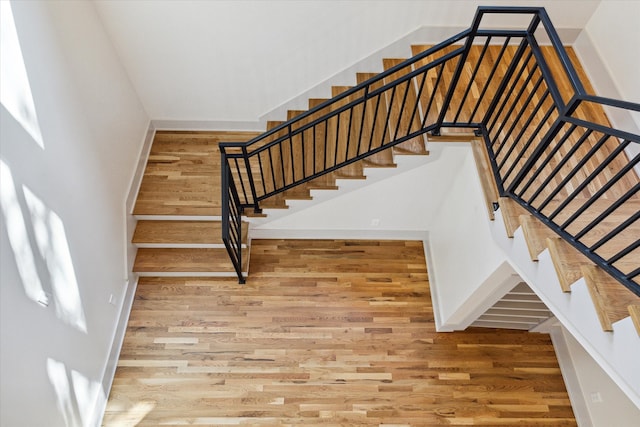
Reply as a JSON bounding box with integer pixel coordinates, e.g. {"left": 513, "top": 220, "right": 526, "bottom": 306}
{"left": 489, "top": 207, "right": 640, "bottom": 410}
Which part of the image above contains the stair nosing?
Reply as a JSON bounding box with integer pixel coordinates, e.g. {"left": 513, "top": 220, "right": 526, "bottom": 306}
{"left": 135, "top": 271, "right": 248, "bottom": 277}
{"left": 134, "top": 243, "right": 245, "bottom": 249}
{"left": 134, "top": 214, "right": 222, "bottom": 221}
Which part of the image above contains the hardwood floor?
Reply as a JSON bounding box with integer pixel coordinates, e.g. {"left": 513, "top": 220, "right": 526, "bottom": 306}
{"left": 104, "top": 240, "right": 576, "bottom": 426}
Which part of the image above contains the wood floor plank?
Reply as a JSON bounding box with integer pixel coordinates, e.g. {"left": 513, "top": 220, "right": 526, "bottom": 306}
{"left": 106, "top": 240, "right": 576, "bottom": 426}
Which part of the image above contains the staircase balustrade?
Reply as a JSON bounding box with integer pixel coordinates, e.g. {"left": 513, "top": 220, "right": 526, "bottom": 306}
{"left": 220, "top": 6, "right": 639, "bottom": 295}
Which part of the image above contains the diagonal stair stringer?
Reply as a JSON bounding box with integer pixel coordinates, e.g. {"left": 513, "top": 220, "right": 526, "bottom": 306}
{"left": 488, "top": 206, "right": 640, "bottom": 410}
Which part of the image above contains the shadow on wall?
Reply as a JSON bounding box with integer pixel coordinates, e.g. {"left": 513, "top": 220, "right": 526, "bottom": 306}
{"left": 0, "top": 2, "right": 102, "bottom": 425}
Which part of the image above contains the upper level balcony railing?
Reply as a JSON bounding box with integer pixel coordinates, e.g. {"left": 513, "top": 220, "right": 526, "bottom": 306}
{"left": 220, "top": 6, "right": 640, "bottom": 295}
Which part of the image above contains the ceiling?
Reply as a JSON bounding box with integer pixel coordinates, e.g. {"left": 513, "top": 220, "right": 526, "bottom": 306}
{"left": 93, "top": 0, "right": 603, "bottom": 123}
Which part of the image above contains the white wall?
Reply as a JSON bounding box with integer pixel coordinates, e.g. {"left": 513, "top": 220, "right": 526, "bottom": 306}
{"left": 574, "top": 0, "right": 640, "bottom": 165}
{"left": 0, "top": 1, "right": 148, "bottom": 426}
{"left": 553, "top": 326, "right": 640, "bottom": 427}
{"left": 252, "top": 145, "right": 468, "bottom": 237}
{"left": 426, "top": 149, "right": 509, "bottom": 329}
{"left": 93, "top": 0, "right": 601, "bottom": 124}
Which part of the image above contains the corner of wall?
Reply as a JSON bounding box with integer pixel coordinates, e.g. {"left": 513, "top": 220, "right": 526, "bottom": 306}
{"left": 97, "top": 121, "right": 154, "bottom": 426}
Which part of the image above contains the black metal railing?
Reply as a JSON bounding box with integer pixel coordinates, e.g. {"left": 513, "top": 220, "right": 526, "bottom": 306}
{"left": 220, "top": 6, "right": 639, "bottom": 296}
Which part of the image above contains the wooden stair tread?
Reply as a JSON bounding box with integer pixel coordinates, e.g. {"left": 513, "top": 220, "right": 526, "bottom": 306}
{"left": 134, "top": 204, "right": 221, "bottom": 217}
{"left": 546, "top": 237, "right": 594, "bottom": 292}
{"left": 133, "top": 220, "right": 248, "bottom": 246}
{"left": 629, "top": 305, "right": 640, "bottom": 336}
{"left": 582, "top": 265, "right": 640, "bottom": 331}
{"left": 498, "top": 197, "right": 529, "bottom": 237}
{"left": 520, "top": 214, "right": 557, "bottom": 261}
{"left": 134, "top": 247, "right": 248, "bottom": 273}
{"left": 471, "top": 139, "right": 499, "bottom": 220}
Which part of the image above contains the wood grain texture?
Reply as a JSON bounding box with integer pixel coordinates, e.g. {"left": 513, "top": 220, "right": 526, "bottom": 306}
{"left": 582, "top": 265, "right": 640, "bottom": 331}
{"left": 382, "top": 58, "right": 429, "bottom": 155}
{"left": 519, "top": 214, "right": 557, "bottom": 262}
{"left": 134, "top": 131, "right": 261, "bottom": 216}
{"left": 498, "top": 197, "right": 529, "bottom": 238}
{"left": 106, "top": 239, "right": 575, "bottom": 426}
{"left": 133, "top": 220, "right": 247, "bottom": 247}
{"left": 546, "top": 237, "right": 594, "bottom": 293}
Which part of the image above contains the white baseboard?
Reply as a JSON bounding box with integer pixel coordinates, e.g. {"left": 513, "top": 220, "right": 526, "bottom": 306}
{"left": 550, "top": 325, "right": 594, "bottom": 427}
{"left": 97, "top": 277, "right": 138, "bottom": 426}
{"left": 250, "top": 228, "right": 427, "bottom": 241}
{"left": 151, "top": 119, "right": 265, "bottom": 132}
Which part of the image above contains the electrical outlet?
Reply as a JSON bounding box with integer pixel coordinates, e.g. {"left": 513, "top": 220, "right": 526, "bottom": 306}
{"left": 371, "top": 218, "right": 380, "bottom": 226}
{"left": 590, "top": 392, "right": 603, "bottom": 403}
{"left": 108, "top": 294, "right": 116, "bottom": 306}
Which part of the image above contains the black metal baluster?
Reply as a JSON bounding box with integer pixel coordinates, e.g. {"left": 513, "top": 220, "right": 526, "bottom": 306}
{"left": 393, "top": 80, "right": 412, "bottom": 141}
{"left": 542, "top": 133, "right": 614, "bottom": 216}
{"left": 493, "top": 63, "right": 540, "bottom": 156}
{"left": 453, "top": 36, "right": 492, "bottom": 123}
{"left": 407, "top": 71, "right": 428, "bottom": 134}
{"left": 381, "top": 86, "right": 397, "bottom": 147}
{"left": 367, "top": 94, "right": 382, "bottom": 152}
{"left": 484, "top": 41, "right": 532, "bottom": 131}
{"left": 518, "top": 123, "right": 577, "bottom": 196}
{"left": 345, "top": 104, "right": 354, "bottom": 161}
{"left": 500, "top": 90, "right": 553, "bottom": 176}
{"left": 288, "top": 124, "right": 295, "bottom": 184}
{"left": 557, "top": 154, "right": 640, "bottom": 227}
{"left": 469, "top": 36, "right": 511, "bottom": 123}
{"left": 356, "top": 86, "right": 369, "bottom": 156}
{"left": 421, "top": 63, "right": 445, "bottom": 129}
{"left": 495, "top": 74, "right": 545, "bottom": 165}
{"left": 233, "top": 158, "right": 248, "bottom": 205}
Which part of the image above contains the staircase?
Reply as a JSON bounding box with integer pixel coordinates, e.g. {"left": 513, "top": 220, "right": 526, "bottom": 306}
{"left": 128, "top": 8, "right": 640, "bottom": 410}
{"left": 468, "top": 137, "right": 640, "bottom": 336}
{"left": 132, "top": 131, "right": 257, "bottom": 277}
{"left": 131, "top": 9, "right": 640, "bottom": 332}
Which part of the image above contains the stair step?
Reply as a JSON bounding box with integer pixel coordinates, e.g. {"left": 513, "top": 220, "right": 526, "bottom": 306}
{"left": 498, "top": 197, "right": 529, "bottom": 237}
{"left": 582, "top": 265, "right": 640, "bottom": 332}
{"left": 629, "top": 305, "right": 640, "bottom": 336}
{"left": 546, "top": 237, "right": 594, "bottom": 292}
{"left": 520, "top": 214, "right": 557, "bottom": 261}
{"left": 132, "top": 220, "right": 248, "bottom": 247}
{"left": 133, "top": 247, "right": 248, "bottom": 275}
